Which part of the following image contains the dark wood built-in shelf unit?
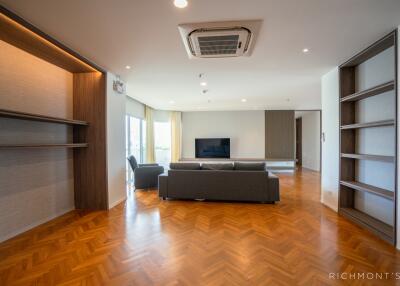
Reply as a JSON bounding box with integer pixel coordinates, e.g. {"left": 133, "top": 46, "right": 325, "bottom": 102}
{"left": 339, "top": 30, "right": 397, "bottom": 245}
{"left": 0, "top": 6, "right": 109, "bottom": 210}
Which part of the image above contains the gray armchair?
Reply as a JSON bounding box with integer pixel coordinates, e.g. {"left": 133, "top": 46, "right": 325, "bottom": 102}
{"left": 127, "top": 155, "right": 164, "bottom": 190}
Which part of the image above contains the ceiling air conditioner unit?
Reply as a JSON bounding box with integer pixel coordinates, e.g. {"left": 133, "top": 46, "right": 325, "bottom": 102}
{"left": 178, "top": 20, "right": 262, "bottom": 59}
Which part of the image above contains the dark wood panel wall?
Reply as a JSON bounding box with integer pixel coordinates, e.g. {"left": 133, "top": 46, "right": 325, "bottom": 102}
{"left": 265, "top": 110, "right": 295, "bottom": 159}
{"left": 73, "top": 73, "right": 108, "bottom": 210}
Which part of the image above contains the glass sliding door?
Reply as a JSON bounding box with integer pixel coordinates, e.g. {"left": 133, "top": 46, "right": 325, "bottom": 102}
{"left": 126, "top": 115, "right": 146, "bottom": 183}
{"left": 154, "top": 121, "right": 171, "bottom": 169}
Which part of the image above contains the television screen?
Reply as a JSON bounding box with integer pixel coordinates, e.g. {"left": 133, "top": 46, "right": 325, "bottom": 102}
{"left": 195, "top": 138, "right": 230, "bottom": 158}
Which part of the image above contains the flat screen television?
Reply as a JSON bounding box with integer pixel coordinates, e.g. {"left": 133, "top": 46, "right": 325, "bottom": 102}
{"left": 195, "top": 138, "right": 230, "bottom": 159}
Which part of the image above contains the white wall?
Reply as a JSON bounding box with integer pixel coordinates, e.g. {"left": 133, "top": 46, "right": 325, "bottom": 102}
{"left": 301, "top": 112, "right": 321, "bottom": 171}
{"left": 126, "top": 95, "right": 170, "bottom": 122}
{"left": 321, "top": 67, "right": 339, "bottom": 211}
{"left": 182, "top": 111, "right": 265, "bottom": 159}
{"left": 107, "top": 74, "right": 127, "bottom": 209}
{"left": 0, "top": 40, "right": 74, "bottom": 242}
{"left": 126, "top": 96, "right": 145, "bottom": 119}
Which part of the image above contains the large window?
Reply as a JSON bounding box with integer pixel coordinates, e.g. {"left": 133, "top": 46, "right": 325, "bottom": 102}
{"left": 154, "top": 121, "right": 171, "bottom": 169}
{"left": 126, "top": 115, "right": 146, "bottom": 183}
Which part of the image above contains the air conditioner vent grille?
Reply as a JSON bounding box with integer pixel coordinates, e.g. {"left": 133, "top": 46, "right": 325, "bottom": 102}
{"left": 178, "top": 20, "right": 261, "bottom": 59}
{"left": 198, "top": 35, "right": 239, "bottom": 55}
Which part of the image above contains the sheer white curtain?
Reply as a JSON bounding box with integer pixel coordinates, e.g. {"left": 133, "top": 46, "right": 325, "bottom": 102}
{"left": 170, "top": 111, "right": 182, "bottom": 163}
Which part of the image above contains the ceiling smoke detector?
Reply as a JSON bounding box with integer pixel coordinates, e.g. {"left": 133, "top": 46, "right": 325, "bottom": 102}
{"left": 178, "top": 20, "right": 262, "bottom": 59}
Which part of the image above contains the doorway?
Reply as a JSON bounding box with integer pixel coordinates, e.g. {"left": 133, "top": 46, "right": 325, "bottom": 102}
{"left": 294, "top": 111, "right": 321, "bottom": 172}
{"left": 296, "top": 118, "right": 302, "bottom": 166}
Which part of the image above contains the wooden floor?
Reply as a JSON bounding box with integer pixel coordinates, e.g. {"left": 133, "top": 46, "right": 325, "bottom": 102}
{"left": 0, "top": 169, "right": 399, "bottom": 285}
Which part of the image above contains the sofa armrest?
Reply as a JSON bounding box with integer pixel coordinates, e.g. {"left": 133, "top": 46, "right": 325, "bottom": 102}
{"left": 267, "top": 173, "right": 280, "bottom": 202}
{"left": 139, "top": 163, "right": 159, "bottom": 167}
{"left": 135, "top": 166, "right": 164, "bottom": 176}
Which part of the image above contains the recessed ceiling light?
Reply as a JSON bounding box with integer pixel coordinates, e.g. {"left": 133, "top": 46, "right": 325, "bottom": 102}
{"left": 241, "top": 99, "right": 247, "bottom": 102}
{"left": 125, "top": 65, "right": 131, "bottom": 69}
{"left": 302, "top": 48, "right": 309, "bottom": 53}
{"left": 200, "top": 82, "right": 207, "bottom": 86}
{"left": 174, "top": 0, "right": 188, "bottom": 8}
{"left": 169, "top": 100, "right": 175, "bottom": 104}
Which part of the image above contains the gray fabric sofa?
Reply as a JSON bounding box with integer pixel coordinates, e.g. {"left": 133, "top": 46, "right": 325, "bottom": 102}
{"left": 159, "top": 162, "right": 279, "bottom": 203}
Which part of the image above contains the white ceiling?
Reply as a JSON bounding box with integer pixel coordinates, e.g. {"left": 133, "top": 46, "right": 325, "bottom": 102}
{"left": 1, "top": 0, "right": 400, "bottom": 111}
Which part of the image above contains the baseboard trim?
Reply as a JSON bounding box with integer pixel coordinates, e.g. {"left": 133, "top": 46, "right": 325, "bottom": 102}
{"left": 0, "top": 206, "right": 74, "bottom": 243}
{"left": 108, "top": 196, "right": 127, "bottom": 209}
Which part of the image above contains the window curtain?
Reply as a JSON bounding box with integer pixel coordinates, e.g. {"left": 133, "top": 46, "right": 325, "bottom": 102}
{"left": 171, "top": 111, "right": 182, "bottom": 163}
{"left": 145, "top": 105, "right": 156, "bottom": 163}
{"left": 170, "top": 111, "right": 182, "bottom": 163}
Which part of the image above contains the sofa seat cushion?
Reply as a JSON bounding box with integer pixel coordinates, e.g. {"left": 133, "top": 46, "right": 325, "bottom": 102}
{"left": 201, "top": 163, "right": 234, "bottom": 170}
{"left": 234, "top": 162, "right": 266, "bottom": 171}
{"left": 170, "top": 163, "right": 201, "bottom": 170}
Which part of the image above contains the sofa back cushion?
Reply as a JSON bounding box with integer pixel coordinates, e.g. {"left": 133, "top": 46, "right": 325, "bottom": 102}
{"left": 170, "top": 163, "right": 201, "bottom": 170}
{"left": 167, "top": 170, "right": 271, "bottom": 201}
{"left": 234, "top": 162, "right": 266, "bottom": 171}
{"left": 201, "top": 163, "right": 234, "bottom": 170}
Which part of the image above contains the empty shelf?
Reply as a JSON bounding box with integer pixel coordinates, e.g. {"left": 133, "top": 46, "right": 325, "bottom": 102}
{"left": 341, "top": 153, "right": 394, "bottom": 162}
{"left": 341, "top": 119, "right": 395, "bottom": 130}
{"left": 0, "top": 109, "right": 88, "bottom": 126}
{"left": 340, "top": 207, "right": 393, "bottom": 243}
{"left": 340, "top": 181, "right": 393, "bottom": 200}
{"left": 340, "top": 81, "right": 394, "bottom": 102}
{"left": 0, "top": 143, "right": 88, "bottom": 149}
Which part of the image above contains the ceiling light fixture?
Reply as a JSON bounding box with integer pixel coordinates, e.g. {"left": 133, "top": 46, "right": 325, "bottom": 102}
{"left": 241, "top": 99, "right": 247, "bottom": 103}
{"left": 302, "top": 48, "right": 309, "bottom": 53}
{"left": 125, "top": 65, "right": 131, "bottom": 69}
{"left": 174, "top": 0, "right": 188, "bottom": 8}
{"left": 200, "top": 82, "right": 207, "bottom": 86}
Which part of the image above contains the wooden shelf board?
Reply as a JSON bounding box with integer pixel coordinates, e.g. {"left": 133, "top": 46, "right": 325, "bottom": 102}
{"left": 0, "top": 109, "right": 88, "bottom": 126}
{"left": 340, "top": 180, "right": 394, "bottom": 200}
{"left": 0, "top": 143, "right": 88, "bottom": 149}
{"left": 341, "top": 153, "right": 394, "bottom": 163}
{"left": 340, "top": 207, "right": 394, "bottom": 243}
{"left": 341, "top": 119, "right": 395, "bottom": 130}
{"left": 340, "top": 81, "right": 395, "bottom": 102}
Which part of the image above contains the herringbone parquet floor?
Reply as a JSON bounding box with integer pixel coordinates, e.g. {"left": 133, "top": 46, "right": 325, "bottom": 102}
{"left": 0, "top": 168, "right": 399, "bottom": 285}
